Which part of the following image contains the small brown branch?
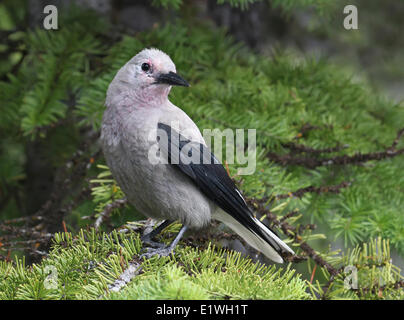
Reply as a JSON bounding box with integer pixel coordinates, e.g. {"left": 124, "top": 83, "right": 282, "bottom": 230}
{"left": 0, "top": 215, "right": 44, "bottom": 225}
{"left": 245, "top": 196, "right": 339, "bottom": 276}
{"left": 282, "top": 142, "right": 348, "bottom": 155}
{"left": 0, "top": 223, "right": 52, "bottom": 240}
{"left": 321, "top": 271, "right": 340, "bottom": 299}
{"left": 106, "top": 260, "right": 143, "bottom": 294}
{"left": 0, "top": 221, "right": 53, "bottom": 260}
{"left": 296, "top": 240, "right": 338, "bottom": 276}
{"left": 274, "top": 181, "right": 351, "bottom": 200}
{"left": 268, "top": 148, "right": 404, "bottom": 169}
{"left": 389, "top": 128, "right": 404, "bottom": 151}
{"left": 94, "top": 198, "right": 128, "bottom": 230}
{"left": 268, "top": 127, "right": 404, "bottom": 169}
{"left": 352, "top": 280, "right": 404, "bottom": 298}
{"left": 0, "top": 237, "right": 52, "bottom": 248}
{"left": 279, "top": 210, "right": 300, "bottom": 223}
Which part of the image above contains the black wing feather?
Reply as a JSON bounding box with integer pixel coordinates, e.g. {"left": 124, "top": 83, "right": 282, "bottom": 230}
{"left": 157, "top": 122, "right": 283, "bottom": 253}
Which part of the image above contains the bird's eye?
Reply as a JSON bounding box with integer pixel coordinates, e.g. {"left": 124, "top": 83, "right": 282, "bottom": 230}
{"left": 141, "top": 63, "right": 151, "bottom": 72}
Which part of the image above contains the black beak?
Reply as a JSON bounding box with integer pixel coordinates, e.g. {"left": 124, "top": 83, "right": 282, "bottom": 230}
{"left": 155, "top": 71, "right": 190, "bottom": 87}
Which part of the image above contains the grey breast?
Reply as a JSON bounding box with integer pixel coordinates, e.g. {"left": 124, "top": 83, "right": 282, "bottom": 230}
{"left": 101, "top": 108, "right": 213, "bottom": 228}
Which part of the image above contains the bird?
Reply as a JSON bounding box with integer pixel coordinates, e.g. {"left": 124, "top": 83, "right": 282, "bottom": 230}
{"left": 101, "top": 48, "right": 294, "bottom": 263}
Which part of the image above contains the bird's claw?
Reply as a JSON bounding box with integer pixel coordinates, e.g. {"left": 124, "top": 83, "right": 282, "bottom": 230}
{"left": 140, "top": 246, "right": 174, "bottom": 259}
{"left": 141, "top": 238, "right": 166, "bottom": 249}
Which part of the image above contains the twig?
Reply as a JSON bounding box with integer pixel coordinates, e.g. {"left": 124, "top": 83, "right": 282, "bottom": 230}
{"left": 94, "top": 198, "right": 128, "bottom": 230}
{"left": 389, "top": 128, "right": 404, "bottom": 150}
{"left": 282, "top": 142, "right": 349, "bottom": 155}
{"left": 0, "top": 215, "right": 44, "bottom": 225}
{"left": 295, "top": 240, "right": 338, "bottom": 276}
{"left": 352, "top": 280, "right": 404, "bottom": 297}
{"left": 268, "top": 148, "right": 404, "bottom": 168}
{"left": 106, "top": 261, "right": 143, "bottom": 293}
{"left": 274, "top": 181, "right": 351, "bottom": 200}
{"left": 245, "top": 196, "right": 339, "bottom": 276}
{"left": 268, "top": 127, "right": 404, "bottom": 169}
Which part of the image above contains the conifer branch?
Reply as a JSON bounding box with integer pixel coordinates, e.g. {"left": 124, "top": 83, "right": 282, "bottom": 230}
{"left": 0, "top": 222, "right": 53, "bottom": 257}
{"left": 282, "top": 142, "right": 348, "bottom": 155}
{"left": 106, "top": 261, "right": 143, "bottom": 293}
{"left": 245, "top": 196, "right": 339, "bottom": 276}
{"left": 352, "top": 280, "right": 404, "bottom": 297}
{"left": 268, "top": 127, "right": 404, "bottom": 168}
{"left": 273, "top": 181, "right": 351, "bottom": 200}
{"left": 94, "top": 198, "right": 128, "bottom": 230}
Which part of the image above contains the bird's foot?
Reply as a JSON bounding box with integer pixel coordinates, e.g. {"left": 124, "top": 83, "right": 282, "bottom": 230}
{"left": 140, "top": 246, "right": 174, "bottom": 259}
{"left": 141, "top": 237, "right": 166, "bottom": 249}
{"left": 140, "top": 219, "right": 173, "bottom": 249}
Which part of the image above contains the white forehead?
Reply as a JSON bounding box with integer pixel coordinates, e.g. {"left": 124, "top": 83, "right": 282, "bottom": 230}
{"left": 130, "top": 48, "right": 176, "bottom": 72}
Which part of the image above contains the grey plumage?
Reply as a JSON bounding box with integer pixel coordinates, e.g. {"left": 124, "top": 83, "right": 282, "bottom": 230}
{"left": 101, "top": 48, "right": 294, "bottom": 263}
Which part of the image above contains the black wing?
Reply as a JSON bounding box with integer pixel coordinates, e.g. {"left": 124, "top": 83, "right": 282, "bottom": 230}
{"left": 157, "top": 122, "right": 283, "bottom": 253}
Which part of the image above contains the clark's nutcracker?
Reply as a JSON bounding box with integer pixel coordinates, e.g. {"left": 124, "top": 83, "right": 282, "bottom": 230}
{"left": 101, "top": 48, "right": 294, "bottom": 263}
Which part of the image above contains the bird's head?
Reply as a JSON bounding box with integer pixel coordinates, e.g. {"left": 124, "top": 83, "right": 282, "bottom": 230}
{"left": 107, "top": 48, "right": 189, "bottom": 106}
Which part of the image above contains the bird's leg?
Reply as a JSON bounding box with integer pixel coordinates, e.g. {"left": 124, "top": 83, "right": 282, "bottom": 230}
{"left": 141, "top": 225, "right": 188, "bottom": 259}
{"left": 141, "top": 220, "right": 173, "bottom": 248}
{"left": 167, "top": 224, "right": 188, "bottom": 250}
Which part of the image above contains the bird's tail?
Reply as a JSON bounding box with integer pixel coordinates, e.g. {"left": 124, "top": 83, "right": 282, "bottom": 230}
{"left": 214, "top": 210, "right": 294, "bottom": 263}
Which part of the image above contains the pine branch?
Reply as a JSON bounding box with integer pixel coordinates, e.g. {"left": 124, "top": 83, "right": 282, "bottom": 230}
{"left": 352, "top": 280, "right": 404, "bottom": 298}
{"left": 245, "top": 196, "right": 339, "bottom": 276}
{"left": 94, "top": 198, "right": 128, "bottom": 231}
{"left": 0, "top": 222, "right": 53, "bottom": 258}
{"left": 389, "top": 128, "right": 404, "bottom": 150}
{"left": 282, "top": 142, "right": 349, "bottom": 154}
{"left": 273, "top": 181, "right": 351, "bottom": 200}
{"left": 106, "top": 260, "right": 143, "bottom": 293}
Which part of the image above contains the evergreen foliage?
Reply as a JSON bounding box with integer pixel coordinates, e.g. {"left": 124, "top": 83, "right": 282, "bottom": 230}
{"left": 0, "top": 2, "right": 403, "bottom": 300}
{"left": 0, "top": 228, "right": 309, "bottom": 300}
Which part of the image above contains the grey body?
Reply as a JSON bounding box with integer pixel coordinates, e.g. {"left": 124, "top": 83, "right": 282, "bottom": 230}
{"left": 101, "top": 48, "right": 293, "bottom": 263}
{"left": 101, "top": 99, "right": 214, "bottom": 229}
